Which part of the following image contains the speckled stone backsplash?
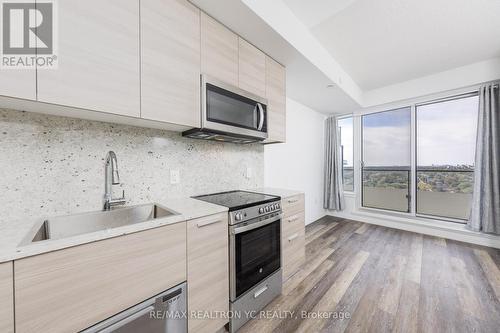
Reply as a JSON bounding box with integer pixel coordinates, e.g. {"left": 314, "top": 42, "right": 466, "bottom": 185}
{"left": 0, "top": 109, "right": 264, "bottom": 223}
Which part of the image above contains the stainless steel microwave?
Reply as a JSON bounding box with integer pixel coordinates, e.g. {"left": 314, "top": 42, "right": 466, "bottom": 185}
{"left": 183, "top": 75, "right": 268, "bottom": 144}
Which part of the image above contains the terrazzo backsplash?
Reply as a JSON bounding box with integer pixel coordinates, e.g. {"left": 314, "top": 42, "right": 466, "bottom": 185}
{"left": 0, "top": 108, "right": 264, "bottom": 223}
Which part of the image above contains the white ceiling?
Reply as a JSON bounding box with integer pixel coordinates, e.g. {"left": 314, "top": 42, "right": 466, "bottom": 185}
{"left": 191, "top": 0, "right": 360, "bottom": 113}
{"left": 191, "top": 0, "right": 500, "bottom": 113}
{"left": 285, "top": 0, "right": 500, "bottom": 90}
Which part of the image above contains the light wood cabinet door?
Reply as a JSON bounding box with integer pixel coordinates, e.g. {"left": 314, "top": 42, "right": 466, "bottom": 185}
{"left": 282, "top": 194, "right": 304, "bottom": 218}
{"left": 0, "top": 262, "right": 14, "bottom": 333}
{"left": 265, "top": 56, "right": 286, "bottom": 143}
{"left": 283, "top": 227, "right": 305, "bottom": 280}
{"left": 201, "top": 13, "right": 239, "bottom": 86}
{"left": 187, "top": 213, "right": 229, "bottom": 333}
{"left": 37, "top": 0, "right": 140, "bottom": 117}
{"left": 238, "top": 38, "right": 266, "bottom": 98}
{"left": 281, "top": 194, "right": 305, "bottom": 280}
{"left": 141, "top": 0, "right": 200, "bottom": 127}
{"left": 0, "top": 70, "right": 36, "bottom": 101}
{"left": 15, "top": 223, "right": 187, "bottom": 333}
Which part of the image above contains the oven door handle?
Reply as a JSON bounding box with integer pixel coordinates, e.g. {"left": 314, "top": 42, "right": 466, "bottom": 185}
{"left": 233, "top": 214, "right": 282, "bottom": 234}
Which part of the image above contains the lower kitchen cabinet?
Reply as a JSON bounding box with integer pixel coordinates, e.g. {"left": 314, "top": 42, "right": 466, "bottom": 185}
{"left": 282, "top": 194, "right": 305, "bottom": 280}
{"left": 187, "top": 213, "right": 229, "bottom": 333}
{"left": 0, "top": 262, "right": 14, "bottom": 333}
{"left": 14, "top": 222, "right": 187, "bottom": 333}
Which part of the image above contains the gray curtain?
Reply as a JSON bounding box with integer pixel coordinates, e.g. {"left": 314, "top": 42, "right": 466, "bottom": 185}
{"left": 468, "top": 82, "right": 500, "bottom": 234}
{"left": 324, "top": 117, "right": 344, "bottom": 210}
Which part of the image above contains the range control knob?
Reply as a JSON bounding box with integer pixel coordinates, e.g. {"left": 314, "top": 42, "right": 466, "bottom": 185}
{"left": 235, "top": 213, "right": 243, "bottom": 221}
{"left": 276, "top": 203, "right": 280, "bottom": 209}
{"left": 265, "top": 206, "right": 270, "bottom": 213}
{"left": 259, "top": 207, "right": 264, "bottom": 214}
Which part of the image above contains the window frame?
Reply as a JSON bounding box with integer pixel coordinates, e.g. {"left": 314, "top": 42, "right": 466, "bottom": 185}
{"left": 360, "top": 106, "right": 412, "bottom": 213}
{"left": 355, "top": 90, "right": 479, "bottom": 224}
{"left": 414, "top": 91, "right": 479, "bottom": 223}
{"left": 337, "top": 115, "right": 354, "bottom": 193}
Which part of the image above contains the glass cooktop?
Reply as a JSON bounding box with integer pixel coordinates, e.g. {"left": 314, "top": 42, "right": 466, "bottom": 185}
{"left": 193, "top": 190, "right": 280, "bottom": 211}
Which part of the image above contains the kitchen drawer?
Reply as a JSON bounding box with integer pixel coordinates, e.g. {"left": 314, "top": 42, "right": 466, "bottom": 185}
{"left": 0, "top": 262, "right": 14, "bottom": 333}
{"left": 187, "top": 213, "right": 229, "bottom": 333}
{"left": 14, "top": 222, "right": 187, "bottom": 333}
{"left": 282, "top": 194, "right": 305, "bottom": 218}
{"left": 282, "top": 227, "right": 306, "bottom": 281}
{"left": 282, "top": 211, "right": 305, "bottom": 240}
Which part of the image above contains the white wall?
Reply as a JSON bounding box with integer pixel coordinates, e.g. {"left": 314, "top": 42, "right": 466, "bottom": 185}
{"left": 264, "top": 98, "right": 327, "bottom": 225}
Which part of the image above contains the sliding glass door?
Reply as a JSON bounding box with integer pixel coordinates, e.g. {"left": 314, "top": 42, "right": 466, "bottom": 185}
{"left": 361, "top": 107, "right": 412, "bottom": 212}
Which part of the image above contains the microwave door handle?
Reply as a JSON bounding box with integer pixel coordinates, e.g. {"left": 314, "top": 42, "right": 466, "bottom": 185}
{"left": 257, "top": 103, "right": 264, "bottom": 130}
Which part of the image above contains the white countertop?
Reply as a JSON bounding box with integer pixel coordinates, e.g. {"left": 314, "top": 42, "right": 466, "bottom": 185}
{"left": 0, "top": 189, "right": 301, "bottom": 263}
{"left": 246, "top": 187, "right": 304, "bottom": 199}
{"left": 0, "top": 197, "right": 227, "bottom": 263}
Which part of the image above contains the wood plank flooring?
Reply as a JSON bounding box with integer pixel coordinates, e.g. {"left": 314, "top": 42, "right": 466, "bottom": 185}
{"left": 238, "top": 216, "right": 500, "bottom": 333}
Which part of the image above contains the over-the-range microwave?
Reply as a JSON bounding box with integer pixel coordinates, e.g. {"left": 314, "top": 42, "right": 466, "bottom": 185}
{"left": 183, "top": 75, "right": 268, "bottom": 144}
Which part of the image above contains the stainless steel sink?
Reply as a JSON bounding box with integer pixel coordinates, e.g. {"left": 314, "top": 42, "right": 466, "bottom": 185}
{"left": 23, "top": 203, "right": 178, "bottom": 245}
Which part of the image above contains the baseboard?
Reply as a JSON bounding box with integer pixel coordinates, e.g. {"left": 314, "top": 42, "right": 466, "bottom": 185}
{"left": 328, "top": 210, "right": 500, "bottom": 249}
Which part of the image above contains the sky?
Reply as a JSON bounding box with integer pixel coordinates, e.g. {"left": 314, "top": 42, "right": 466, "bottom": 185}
{"left": 338, "top": 117, "right": 354, "bottom": 166}
{"left": 340, "top": 95, "right": 479, "bottom": 167}
{"left": 416, "top": 96, "right": 478, "bottom": 166}
{"left": 363, "top": 107, "right": 411, "bottom": 166}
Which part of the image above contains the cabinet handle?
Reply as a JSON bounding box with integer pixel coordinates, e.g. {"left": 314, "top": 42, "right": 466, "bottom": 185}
{"left": 197, "top": 219, "right": 222, "bottom": 228}
{"left": 288, "top": 233, "right": 299, "bottom": 242}
{"left": 287, "top": 198, "right": 299, "bottom": 204}
{"left": 287, "top": 215, "right": 299, "bottom": 223}
{"left": 254, "top": 285, "right": 268, "bottom": 298}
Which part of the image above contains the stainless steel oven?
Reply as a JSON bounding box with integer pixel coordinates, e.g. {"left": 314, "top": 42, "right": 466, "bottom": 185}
{"left": 229, "top": 213, "right": 281, "bottom": 301}
{"left": 229, "top": 211, "right": 282, "bottom": 333}
{"left": 192, "top": 190, "right": 283, "bottom": 333}
{"left": 183, "top": 75, "right": 268, "bottom": 144}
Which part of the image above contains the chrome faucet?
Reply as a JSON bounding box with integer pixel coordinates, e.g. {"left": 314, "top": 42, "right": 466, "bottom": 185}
{"left": 103, "top": 151, "right": 126, "bottom": 210}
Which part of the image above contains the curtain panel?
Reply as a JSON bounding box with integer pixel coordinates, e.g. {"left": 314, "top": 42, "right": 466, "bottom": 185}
{"left": 324, "top": 117, "right": 345, "bottom": 211}
{"left": 468, "top": 82, "right": 500, "bottom": 234}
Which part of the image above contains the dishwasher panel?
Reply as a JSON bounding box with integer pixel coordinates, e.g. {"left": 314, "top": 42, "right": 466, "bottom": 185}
{"left": 82, "top": 282, "right": 187, "bottom": 333}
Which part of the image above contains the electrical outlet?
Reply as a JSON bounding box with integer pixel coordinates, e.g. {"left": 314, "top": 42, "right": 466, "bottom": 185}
{"left": 170, "top": 169, "right": 180, "bottom": 184}
{"left": 246, "top": 167, "right": 252, "bottom": 179}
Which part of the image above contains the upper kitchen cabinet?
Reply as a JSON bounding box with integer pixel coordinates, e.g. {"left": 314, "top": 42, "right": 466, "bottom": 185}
{"left": 238, "top": 38, "right": 266, "bottom": 98}
{"left": 0, "top": 70, "right": 36, "bottom": 101}
{"left": 201, "top": 13, "right": 239, "bottom": 87}
{"left": 141, "top": 0, "right": 200, "bottom": 127}
{"left": 37, "top": 0, "right": 140, "bottom": 117}
{"left": 265, "top": 56, "right": 286, "bottom": 143}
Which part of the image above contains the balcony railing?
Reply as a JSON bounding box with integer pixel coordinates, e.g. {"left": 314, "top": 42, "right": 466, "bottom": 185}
{"left": 362, "top": 167, "right": 411, "bottom": 213}
{"left": 416, "top": 169, "right": 473, "bottom": 221}
{"left": 358, "top": 167, "right": 473, "bottom": 221}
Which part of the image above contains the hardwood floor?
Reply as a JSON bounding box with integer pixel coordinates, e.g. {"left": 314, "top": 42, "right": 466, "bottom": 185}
{"left": 239, "top": 216, "right": 500, "bottom": 333}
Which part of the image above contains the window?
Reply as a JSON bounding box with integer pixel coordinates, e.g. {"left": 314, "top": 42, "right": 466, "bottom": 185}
{"left": 338, "top": 117, "right": 354, "bottom": 191}
{"left": 416, "top": 94, "right": 479, "bottom": 221}
{"left": 362, "top": 107, "right": 411, "bottom": 212}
